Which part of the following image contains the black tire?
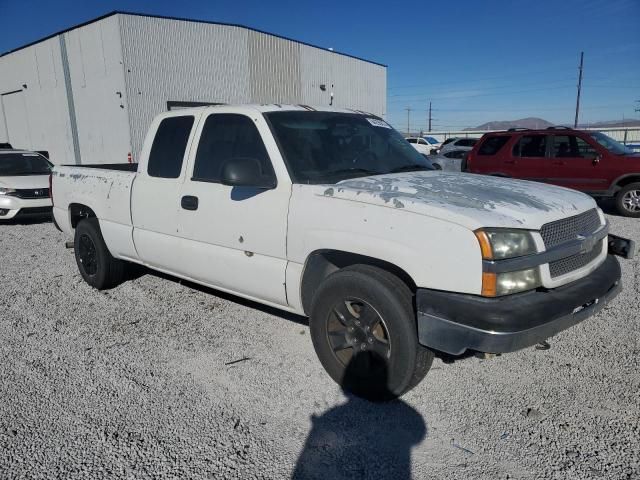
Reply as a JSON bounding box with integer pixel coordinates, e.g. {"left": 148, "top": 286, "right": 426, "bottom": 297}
{"left": 614, "top": 182, "right": 640, "bottom": 218}
{"left": 309, "top": 265, "right": 434, "bottom": 401}
{"left": 74, "top": 218, "right": 125, "bottom": 289}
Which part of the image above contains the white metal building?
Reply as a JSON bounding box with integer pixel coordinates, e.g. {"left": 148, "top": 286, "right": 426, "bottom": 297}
{"left": 0, "top": 12, "right": 387, "bottom": 164}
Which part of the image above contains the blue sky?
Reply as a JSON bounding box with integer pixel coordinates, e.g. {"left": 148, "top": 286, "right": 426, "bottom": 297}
{"left": 1, "top": 0, "right": 638, "bottom": 131}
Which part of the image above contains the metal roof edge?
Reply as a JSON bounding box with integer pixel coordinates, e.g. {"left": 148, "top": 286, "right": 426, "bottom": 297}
{"left": 0, "top": 10, "right": 388, "bottom": 68}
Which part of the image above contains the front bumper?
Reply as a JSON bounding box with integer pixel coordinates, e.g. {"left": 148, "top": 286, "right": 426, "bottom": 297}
{"left": 0, "top": 196, "right": 52, "bottom": 220}
{"left": 417, "top": 254, "right": 622, "bottom": 355}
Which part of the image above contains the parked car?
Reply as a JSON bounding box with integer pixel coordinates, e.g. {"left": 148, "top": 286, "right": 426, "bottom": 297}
{"left": 405, "top": 136, "right": 439, "bottom": 155}
{"left": 427, "top": 154, "right": 462, "bottom": 172}
{"left": 466, "top": 127, "right": 640, "bottom": 217}
{"left": 0, "top": 149, "right": 53, "bottom": 220}
{"left": 438, "top": 137, "right": 478, "bottom": 155}
{"left": 52, "top": 105, "right": 634, "bottom": 400}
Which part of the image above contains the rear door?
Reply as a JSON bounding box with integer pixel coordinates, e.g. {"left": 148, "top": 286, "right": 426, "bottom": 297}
{"left": 548, "top": 134, "right": 609, "bottom": 192}
{"left": 176, "top": 110, "right": 290, "bottom": 306}
{"left": 509, "top": 134, "right": 549, "bottom": 180}
{"left": 131, "top": 113, "right": 197, "bottom": 271}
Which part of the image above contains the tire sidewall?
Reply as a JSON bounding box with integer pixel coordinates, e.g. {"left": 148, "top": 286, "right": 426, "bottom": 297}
{"left": 309, "top": 269, "right": 420, "bottom": 398}
{"left": 74, "top": 218, "right": 109, "bottom": 288}
{"left": 615, "top": 183, "right": 640, "bottom": 218}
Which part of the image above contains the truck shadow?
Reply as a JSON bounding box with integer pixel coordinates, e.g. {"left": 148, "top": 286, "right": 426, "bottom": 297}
{"left": 292, "top": 353, "right": 427, "bottom": 479}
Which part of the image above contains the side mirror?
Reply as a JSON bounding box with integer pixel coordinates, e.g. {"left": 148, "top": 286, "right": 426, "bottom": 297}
{"left": 221, "top": 157, "right": 276, "bottom": 189}
{"left": 592, "top": 154, "right": 602, "bottom": 165}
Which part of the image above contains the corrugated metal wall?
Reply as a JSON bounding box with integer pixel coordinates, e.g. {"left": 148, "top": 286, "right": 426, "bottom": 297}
{"left": 0, "top": 37, "right": 74, "bottom": 163}
{"left": 0, "top": 13, "right": 386, "bottom": 164}
{"left": 62, "top": 15, "right": 131, "bottom": 164}
{"left": 119, "top": 14, "right": 387, "bottom": 158}
{"left": 0, "top": 16, "right": 130, "bottom": 164}
{"left": 119, "top": 15, "right": 253, "bottom": 158}
{"left": 247, "top": 31, "right": 302, "bottom": 103}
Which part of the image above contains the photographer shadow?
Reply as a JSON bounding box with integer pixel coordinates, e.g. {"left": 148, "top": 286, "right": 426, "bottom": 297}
{"left": 292, "top": 353, "right": 427, "bottom": 479}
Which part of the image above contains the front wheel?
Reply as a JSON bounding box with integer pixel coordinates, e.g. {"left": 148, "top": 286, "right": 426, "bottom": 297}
{"left": 615, "top": 183, "right": 640, "bottom": 218}
{"left": 74, "top": 218, "right": 125, "bottom": 289}
{"left": 309, "top": 265, "right": 434, "bottom": 401}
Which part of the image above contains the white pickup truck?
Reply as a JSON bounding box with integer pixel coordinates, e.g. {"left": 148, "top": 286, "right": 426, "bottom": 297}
{"left": 52, "top": 105, "right": 634, "bottom": 400}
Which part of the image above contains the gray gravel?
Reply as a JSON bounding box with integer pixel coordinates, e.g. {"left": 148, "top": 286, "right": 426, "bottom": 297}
{"left": 0, "top": 211, "right": 638, "bottom": 479}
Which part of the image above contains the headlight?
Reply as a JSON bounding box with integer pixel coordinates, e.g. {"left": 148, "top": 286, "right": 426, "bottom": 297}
{"left": 475, "top": 228, "right": 537, "bottom": 260}
{"left": 0, "top": 187, "right": 16, "bottom": 195}
{"left": 475, "top": 228, "right": 541, "bottom": 296}
{"left": 482, "top": 268, "right": 541, "bottom": 296}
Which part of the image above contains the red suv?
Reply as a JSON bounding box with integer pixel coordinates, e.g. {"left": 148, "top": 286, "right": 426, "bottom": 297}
{"left": 466, "top": 127, "right": 640, "bottom": 217}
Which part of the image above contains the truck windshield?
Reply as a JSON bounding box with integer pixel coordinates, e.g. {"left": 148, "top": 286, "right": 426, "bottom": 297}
{"left": 0, "top": 153, "right": 52, "bottom": 176}
{"left": 589, "top": 132, "right": 634, "bottom": 155}
{"left": 265, "top": 111, "right": 434, "bottom": 184}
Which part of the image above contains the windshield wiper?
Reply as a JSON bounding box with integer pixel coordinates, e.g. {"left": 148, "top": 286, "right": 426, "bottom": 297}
{"left": 325, "top": 167, "right": 381, "bottom": 177}
{"left": 388, "top": 164, "right": 433, "bottom": 173}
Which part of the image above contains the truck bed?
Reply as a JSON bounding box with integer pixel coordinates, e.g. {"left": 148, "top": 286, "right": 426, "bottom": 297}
{"left": 52, "top": 164, "right": 136, "bottom": 231}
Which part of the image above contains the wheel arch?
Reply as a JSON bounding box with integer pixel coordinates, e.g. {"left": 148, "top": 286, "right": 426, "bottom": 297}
{"left": 69, "top": 203, "right": 97, "bottom": 228}
{"left": 612, "top": 174, "right": 640, "bottom": 193}
{"left": 300, "top": 249, "right": 417, "bottom": 316}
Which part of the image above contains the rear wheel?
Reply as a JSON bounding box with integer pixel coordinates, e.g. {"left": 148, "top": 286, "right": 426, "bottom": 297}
{"left": 309, "top": 265, "right": 434, "bottom": 401}
{"left": 615, "top": 182, "right": 640, "bottom": 218}
{"left": 74, "top": 218, "right": 125, "bottom": 289}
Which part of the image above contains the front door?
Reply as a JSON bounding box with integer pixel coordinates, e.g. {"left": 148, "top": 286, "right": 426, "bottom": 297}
{"left": 548, "top": 134, "right": 609, "bottom": 192}
{"left": 176, "top": 111, "right": 290, "bottom": 306}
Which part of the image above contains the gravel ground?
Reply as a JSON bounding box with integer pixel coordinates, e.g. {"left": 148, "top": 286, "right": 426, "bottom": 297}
{"left": 0, "top": 210, "right": 638, "bottom": 480}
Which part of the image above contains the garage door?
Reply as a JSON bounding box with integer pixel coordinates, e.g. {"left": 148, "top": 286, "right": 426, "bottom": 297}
{"left": 1, "top": 91, "right": 32, "bottom": 150}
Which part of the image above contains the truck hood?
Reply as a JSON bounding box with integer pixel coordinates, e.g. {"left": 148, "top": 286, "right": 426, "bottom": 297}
{"left": 317, "top": 171, "right": 597, "bottom": 230}
{"left": 0, "top": 175, "right": 49, "bottom": 189}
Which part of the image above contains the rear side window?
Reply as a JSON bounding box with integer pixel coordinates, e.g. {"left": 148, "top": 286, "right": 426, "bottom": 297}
{"left": 513, "top": 135, "right": 547, "bottom": 158}
{"left": 192, "top": 114, "right": 274, "bottom": 183}
{"left": 457, "top": 138, "right": 477, "bottom": 147}
{"left": 478, "top": 136, "right": 510, "bottom": 155}
{"left": 406, "top": 138, "right": 417, "bottom": 144}
{"left": 147, "top": 116, "right": 194, "bottom": 178}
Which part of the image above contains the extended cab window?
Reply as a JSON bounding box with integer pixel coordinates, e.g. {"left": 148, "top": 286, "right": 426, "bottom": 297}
{"left": 513, "top": 135, "right": 546, "bottom": 158}
{"left": 478, "top": 136, "right": 509, "bottom": 155}
{"left": 147, "top": 116, "right": 194, "bottom": 178}
{"left": 552, "top": 135, "right": 598, "bottom": 158}
{"left": 192, "top": 114, "right": 274, "bottom": 183}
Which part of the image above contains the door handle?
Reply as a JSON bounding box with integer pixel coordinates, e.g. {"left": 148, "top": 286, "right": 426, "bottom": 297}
{"left": 181, "top": 195, "right": 199, "bottom": 210}
{"left": 504, "top": 160, "right": 516, "bottom": 165}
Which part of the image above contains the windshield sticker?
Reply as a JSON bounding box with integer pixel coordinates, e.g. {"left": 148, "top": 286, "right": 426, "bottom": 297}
{"left": 366, "top": 118, "right": 391, "bottom": 129}
{"left": 22, "top": 153, "right": 39, "bottom": 156}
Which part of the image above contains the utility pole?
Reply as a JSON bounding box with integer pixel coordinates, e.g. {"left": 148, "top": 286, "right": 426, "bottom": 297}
{"left": 428, "top": 101, "right": 432, "bottom": 132}
{"left": 574, "top": 51, "right": 584, "bottom": 128}
{"left": 405, "top": 107, "right": 411, "bottom": 135}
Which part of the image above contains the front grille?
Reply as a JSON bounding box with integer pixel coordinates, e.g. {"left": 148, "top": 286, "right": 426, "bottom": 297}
{"left": 549, "top": 240, "right": 604, "bottom": 278}
{"left": 540, "top": 208, "right": 601, "bottom": 249}
{"left": 13, "top": 188, "right": 50, "bottom": 199}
